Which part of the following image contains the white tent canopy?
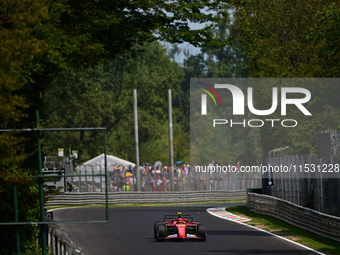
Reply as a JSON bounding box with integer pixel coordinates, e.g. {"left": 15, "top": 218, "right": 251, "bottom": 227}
{"left": 77, "top": 153, "right": 135, "bottom": 173}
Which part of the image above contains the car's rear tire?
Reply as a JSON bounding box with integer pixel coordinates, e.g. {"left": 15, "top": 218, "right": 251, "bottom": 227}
{"left": 156, "top": 224, "right": 166, "bottom": 241}
{"left": 197, "top": 224, "right": 206, "bottom": 241}
{"left": 154, "top": 221, "right": 163, "bottom": 238}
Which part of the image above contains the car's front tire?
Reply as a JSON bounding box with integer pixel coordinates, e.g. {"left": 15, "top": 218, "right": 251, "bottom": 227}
{"left": 156, "top": 224, "right": 166, "bottom": 241}
{"left": 154, "top": 221, "right": 163, "bottom": 238}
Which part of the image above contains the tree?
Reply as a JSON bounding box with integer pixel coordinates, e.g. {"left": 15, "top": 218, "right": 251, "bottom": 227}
{"left": 180, "top": 13, "right": 261, "bottom": 167}
{"left": 201, "top": 10, "right": 248, "bottom": 78}
{"left": 228, "top": 0, "right": 340, "bottom": 157}
{"left": 42, "top": 41, "right": 185, "bottom": 163}
{"left": 230, "top": 0, "right": 337, "bottom": 78}
{"left": 0, "top": 0, "right": 49, "bottom": 127}
{"left": 310, "top": 3, "right": 340, "bottom": 77}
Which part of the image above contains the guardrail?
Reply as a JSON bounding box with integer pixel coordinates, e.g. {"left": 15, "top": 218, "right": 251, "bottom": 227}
{"left": 46, "top": 190, "right": 246, "bottom": 206}
{"left": 48, "top": 224, "right": 86, "bottom": 255}
{"left": 247, "top": 192, "right": 340, "bottom": 242}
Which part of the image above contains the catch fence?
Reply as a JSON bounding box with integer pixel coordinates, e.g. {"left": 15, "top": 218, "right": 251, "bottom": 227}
{"left": 65, "top": 165, "right": 262, "bottom": 193}
{"left": 265, "top": 155, "right": 340, "bottom": 217}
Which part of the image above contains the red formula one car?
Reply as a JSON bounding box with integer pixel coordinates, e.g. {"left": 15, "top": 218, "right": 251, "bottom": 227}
{"left": 154, "top": 212, "right": 206, "bottom": 241}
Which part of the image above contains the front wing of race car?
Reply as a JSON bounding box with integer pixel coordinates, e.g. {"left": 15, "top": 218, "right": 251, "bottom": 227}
{"left": 155, "top": 222, "right": 206, "bottom": 241}
{"left": 165, "top": 224, "right": 201, "bottom": 239}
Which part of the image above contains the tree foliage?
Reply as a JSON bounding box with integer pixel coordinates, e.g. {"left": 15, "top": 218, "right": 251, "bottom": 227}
{"left": 180, "top": 15, "right": 259, "bottom": 166}
{"left": 309, "top": 3, "right": 340, "bottom": 77}
{"left": 0, "top": 0, "right": 230, "bottom": 181}
{"left": 229, "top": 0, "right": 340, "bottom": 156}
{"left": 43, "top": 42, "right": 185, "bottom": 164}
{"left": 230, "top": 0, "right": 339, "bottom": 78}
{"left": 0, "top": 0, "right": 48, "bottom": 126}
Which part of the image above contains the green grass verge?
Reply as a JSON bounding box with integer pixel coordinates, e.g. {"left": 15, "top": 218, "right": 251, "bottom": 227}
{"left": 226, "top": 206, "right": 340, "bottom": 255}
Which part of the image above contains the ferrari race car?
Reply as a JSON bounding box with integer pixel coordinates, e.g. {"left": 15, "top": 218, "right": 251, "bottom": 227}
{"left": 154, "top": 212, "right": 206, "bottom": 241}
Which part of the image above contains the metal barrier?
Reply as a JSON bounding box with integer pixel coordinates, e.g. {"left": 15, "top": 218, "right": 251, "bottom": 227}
{"left": 46, "top": 190, "right": 246, "bottom": 206}
{"left": 48, "top": 224, "right": 85, "bottom": 255}
{"left": 247, "top": 192, "right": 340, "bottom": 242}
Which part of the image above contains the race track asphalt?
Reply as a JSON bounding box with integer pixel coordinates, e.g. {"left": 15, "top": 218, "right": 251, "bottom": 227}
{"left": 52, "top": 203, "right": 319, "bottom": 255}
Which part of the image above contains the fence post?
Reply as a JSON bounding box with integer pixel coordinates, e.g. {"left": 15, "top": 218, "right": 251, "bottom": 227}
{"left": 168, "top": 90, "right": 174, "bottom": 191}
{"left": 133, "top": 89, "right": 141, "bottom": 192}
